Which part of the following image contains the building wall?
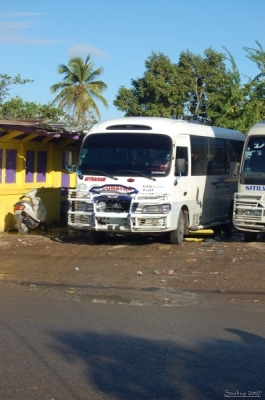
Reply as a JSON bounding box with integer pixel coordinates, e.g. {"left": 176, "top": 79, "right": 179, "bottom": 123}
{"left": 0, "top": 137, "right": 79, "bottom": 231}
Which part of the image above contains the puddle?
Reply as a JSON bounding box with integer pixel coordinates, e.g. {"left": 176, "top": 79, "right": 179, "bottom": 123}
{"left": 78, "top": 293, "right": 138, "bottom": 305}
{"left": 74, "top": 290, "right": 199, "bottom": 307}
{"left": 13, "top": 281, "right": 200, "bottom": 306}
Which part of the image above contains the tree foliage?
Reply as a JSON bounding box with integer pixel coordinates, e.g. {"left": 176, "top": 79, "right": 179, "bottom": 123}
{"left": 0, "top": 74, "right": 33, "bottom": 105}
{"left": 50, "top": 55, "right": 108, "bottom": 126}
{"left": 114, "top": 43, "right": 265, "bottom": 134}
{"left": 0, "top": 96, "right": 99, "bottom": 128}
{"left": 114, "top": 52, "right": 185, "bottom": 118}
{"left": 63, "top": 110, "right": 98, "bottom": 130}
{"left": 178, "top": 48, "right": 228, "bottom": 121}
{"left": 203, "top": 47, "right": 246, "bottom": 130}
{"left": 0, "top": 96, "right": 64, "bottom": 121}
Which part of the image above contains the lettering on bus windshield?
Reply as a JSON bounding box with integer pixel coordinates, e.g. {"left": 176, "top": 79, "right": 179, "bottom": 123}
{"left": 245, "top": 185, "right": 265, "bottom": 191}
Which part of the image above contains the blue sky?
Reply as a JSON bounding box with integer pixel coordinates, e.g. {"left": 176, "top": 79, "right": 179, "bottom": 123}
{"left": 1, "top": 0, "right": 265, "bottom": 122}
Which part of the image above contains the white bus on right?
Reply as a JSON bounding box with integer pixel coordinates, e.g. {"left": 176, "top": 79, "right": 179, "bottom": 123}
{"left": 233, "top": 121, "right": 265, "bottom": 241}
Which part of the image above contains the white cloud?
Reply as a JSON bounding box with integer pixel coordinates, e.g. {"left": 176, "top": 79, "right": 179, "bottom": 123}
{"left": 0, "top": 12, "right": 65, "bottom": 45}
{"left": 1, "top": 12, "right": 43, "bottom": 18}
{"left": 68, "top": 44, "right": 108, "bottom": 59}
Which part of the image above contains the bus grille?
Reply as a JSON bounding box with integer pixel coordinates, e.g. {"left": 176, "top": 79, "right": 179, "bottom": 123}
{"left": 97, "top": 199, "right": 131, "bottom": 213}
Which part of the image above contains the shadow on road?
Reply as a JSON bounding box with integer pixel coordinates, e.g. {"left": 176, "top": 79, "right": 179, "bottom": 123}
{"left": 50, "top": 328, "right": 265, "bottom": 400}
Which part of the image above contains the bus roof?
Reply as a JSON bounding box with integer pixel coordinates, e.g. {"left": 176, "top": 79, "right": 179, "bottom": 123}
{"left": 247, "top": 121, "right": 265, "bottom": 136}
{"left": 87, "top": 117, "right": 245, "bottom": 141}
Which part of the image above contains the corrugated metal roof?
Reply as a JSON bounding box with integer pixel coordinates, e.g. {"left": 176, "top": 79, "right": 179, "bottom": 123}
{"left": 0, "top": 119, "right": 84, "bottom": 134}
{"left": 0, "top": 119, "right": 86, "bottom": 145}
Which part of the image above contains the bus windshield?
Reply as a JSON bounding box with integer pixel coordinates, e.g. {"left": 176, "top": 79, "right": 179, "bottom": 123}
{"left": 241, "top": 136, "right": 265, "bottom": 183}
{"left": 78, "top": 133, "right": 173, "bottom": 177}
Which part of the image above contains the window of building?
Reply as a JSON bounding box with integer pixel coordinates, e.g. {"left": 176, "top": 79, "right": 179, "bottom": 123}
{"left": 37, "top": 151, "right": 47, "bottom": 182}
{"left": 5, "top": 149, "right": 17, "bottom": 183}
{"left": 25, "top": 150, "right": 35, "bottom": 183}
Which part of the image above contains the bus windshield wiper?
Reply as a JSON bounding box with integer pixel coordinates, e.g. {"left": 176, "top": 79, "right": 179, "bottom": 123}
{"left": 126, "top": 170, "right": 156, "bottom": 181}
{"left": 81, "top": 169, "right": 118, "bottom": 180}
{"left": 242, "top": 172, "right": 265, "bottom": 178}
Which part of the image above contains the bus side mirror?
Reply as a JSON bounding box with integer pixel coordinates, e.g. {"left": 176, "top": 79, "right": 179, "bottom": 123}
{"left": 174, "top": 158, "right": 186, "bottom": 186}
{"left": 65, "top": 151, "right": 72, "bottom": 168}
{"left": 230, "top": 161, "right": 239, "bottom": 176}
{"left": 175, "top": 158, "right": 186, "bottom": 174}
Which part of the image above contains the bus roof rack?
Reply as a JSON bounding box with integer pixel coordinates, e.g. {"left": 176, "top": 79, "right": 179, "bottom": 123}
{"left": 187, "top": 120, "right": 202, "bottom": 124}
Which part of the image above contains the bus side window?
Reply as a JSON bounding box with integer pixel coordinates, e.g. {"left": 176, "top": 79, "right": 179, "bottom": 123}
{"left": 226, "top": 140, "right": 244, "bottom": 173}
{"left": 208, "top": 138, "right": 225, "bottom": 175}
{"left": 192, "top": 151, "right": 202, "bottom": 175}
{"left": 175, "top": 147, "right": 188, "bottom": 176}
{"left": 225, "top": 141, "right": 237, "bottom": 173}
{"left": 191, "top": 137, "right": 208, "bottom": 176}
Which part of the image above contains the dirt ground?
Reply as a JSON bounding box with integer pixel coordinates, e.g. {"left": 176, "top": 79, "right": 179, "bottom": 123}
{"left": 1, "top": 228, "right": 265, "bottom": 306}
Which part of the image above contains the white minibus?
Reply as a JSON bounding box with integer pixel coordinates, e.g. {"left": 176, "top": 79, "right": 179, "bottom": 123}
{"left": 66, "top": 117, "right": 245, "bottom": 244}
{"left": 233, "top": 121, "right": 265, "bottom": 241}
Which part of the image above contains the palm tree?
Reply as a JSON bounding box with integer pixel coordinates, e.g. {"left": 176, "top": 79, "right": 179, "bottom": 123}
{"left": 50, "top": 55, "right": 108, "bottom": 126}
{"left": 244, "top": 40, "right": 265, "bottom": 80}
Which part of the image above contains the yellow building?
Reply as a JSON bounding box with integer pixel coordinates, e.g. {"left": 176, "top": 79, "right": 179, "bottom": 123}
{"left": 0, "top": 120, "right": 83, "bottom": 232}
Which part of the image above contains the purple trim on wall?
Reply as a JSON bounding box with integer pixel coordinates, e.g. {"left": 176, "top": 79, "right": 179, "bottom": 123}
{"left": 5, "top": 149, "right": 17, "bottom": 183}
{"left": 60, "top": 173, "right": 70, "bottom": 196}
{"left": 25, "top": 150, "right": 35, "bottom": 183}
{"left": 37, "top": 151, "right": 47, "bottom": 182}
{"left": 0, "top": 149, "right": 2, "bottom": 183}
{"left": 61, "top": 173, "right": 70, "bottom": 187}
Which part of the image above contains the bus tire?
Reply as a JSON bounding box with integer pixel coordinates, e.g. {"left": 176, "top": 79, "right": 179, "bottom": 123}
{"left": 170, "top": 209, "right": 185, "bottom": 244}
{"left": 221, "top": 203, "right": 234, "bottom": 234}
{"left": 91, "top": 231, "right": 106, "bottom": 245}
{"left": 244, "top": 231, "right": 257, "bottom": 242}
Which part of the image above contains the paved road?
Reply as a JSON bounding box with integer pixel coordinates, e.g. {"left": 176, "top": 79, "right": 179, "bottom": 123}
{"left": 0, "top": 283, "right": 265, "bottom": 400}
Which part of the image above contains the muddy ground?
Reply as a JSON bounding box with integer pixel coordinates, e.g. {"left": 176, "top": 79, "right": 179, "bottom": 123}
{"left": 1, "top": 228, "right": 265, "bottom": 306}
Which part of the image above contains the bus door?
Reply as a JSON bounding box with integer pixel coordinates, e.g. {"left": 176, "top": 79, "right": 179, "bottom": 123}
{"left": 173, "top": 134, "right": 191, "bottom": 208}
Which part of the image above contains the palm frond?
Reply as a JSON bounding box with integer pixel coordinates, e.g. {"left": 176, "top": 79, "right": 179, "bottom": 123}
{"left": 50, "top": 54, "right": 108, "bottom": 123}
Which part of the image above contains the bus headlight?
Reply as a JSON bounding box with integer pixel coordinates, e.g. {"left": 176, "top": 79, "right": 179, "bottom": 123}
{"left": 142, "top": 204, "right": 170, "bottom": 214}
{"left": 244, "top": 209, "right": 262, "bottom": 216}
{"left": 97, "top": 201, "right": 107, "bottom": 211}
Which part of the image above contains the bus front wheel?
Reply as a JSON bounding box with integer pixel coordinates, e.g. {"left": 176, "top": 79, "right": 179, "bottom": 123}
{"left": 221, "top": 203, "right": 234, "bottom": 234}
{"left": 91, "top": 231, "right": 106, "bottom": 245}
{"left": 244, "top": 231, "right": 257, "bottom": 242}
{"left": 170, "top": 210, "right": 185, "bottom": 244}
